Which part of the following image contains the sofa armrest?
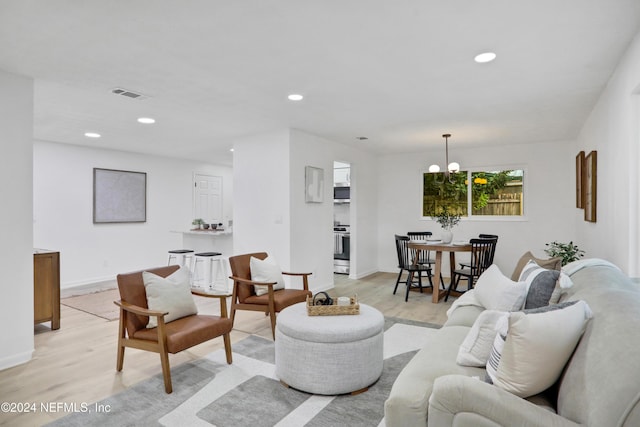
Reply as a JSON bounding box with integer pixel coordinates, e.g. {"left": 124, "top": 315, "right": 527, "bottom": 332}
{"left": 429, "top": 375, "right": 581, "bottom": 427}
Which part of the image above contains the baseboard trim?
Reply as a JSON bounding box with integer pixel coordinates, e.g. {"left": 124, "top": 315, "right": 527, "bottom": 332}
{"left": 60, "top": 277, "right": 117, "bottom": 298}
{"left": 0, "top": 348, "right": 33, "bottom": 371}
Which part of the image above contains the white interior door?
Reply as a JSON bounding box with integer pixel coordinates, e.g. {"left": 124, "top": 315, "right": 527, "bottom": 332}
{"left": 193, "top": 174, "right": 223, "bottom": 224}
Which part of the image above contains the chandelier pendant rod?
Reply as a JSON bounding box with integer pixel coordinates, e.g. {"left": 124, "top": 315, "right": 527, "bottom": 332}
{"left": 443, "top": 133, "right": 451, "bottom": 176}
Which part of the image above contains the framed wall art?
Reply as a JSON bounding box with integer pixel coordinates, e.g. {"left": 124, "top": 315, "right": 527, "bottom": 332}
{"left": 93, "top": 168, "right": 147, "bottom": 223}
{"left": 584, "top": 151, "right": 597, "bottom": 222}
{"left": 305, "top": 166, "right": 324, "bottom": 203}
{"left": 576, "top": 151, "right": 585, "bottom": 209}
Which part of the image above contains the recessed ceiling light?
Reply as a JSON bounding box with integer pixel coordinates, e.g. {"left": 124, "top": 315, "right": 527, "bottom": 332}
{"left": 229, "top": 148, "right": 234, "bottom": 152}
{"left": 288, "top": 94, "right": 304, "bottom": 101}
{"left": 84, "top": 132, "right": 101, "bottom": 138}
{"left": 474, "top": 52, "right": 497, "bottom": 63}
{"left": 137, "top": 117, "right": 156, "bottom": 124}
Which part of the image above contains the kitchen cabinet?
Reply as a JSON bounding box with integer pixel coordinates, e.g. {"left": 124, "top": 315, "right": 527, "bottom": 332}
{"left": 34, "top": 249, "right": 60, "bottom": 330}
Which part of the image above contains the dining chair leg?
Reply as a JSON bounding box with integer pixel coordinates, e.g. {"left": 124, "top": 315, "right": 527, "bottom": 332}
{"left": 404, "top": 271, "right": 413, "bottom": 302}
{"left": 393, "top": 269, "right": 403, "bottom": 294}
{"left": 444, "top": 275, "right": 456, "bottom": 302}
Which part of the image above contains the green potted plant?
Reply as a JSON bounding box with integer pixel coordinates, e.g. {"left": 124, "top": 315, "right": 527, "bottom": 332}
{"left": 191, "top": 218, "right": 204, "bottom": 230}
{"left": 434, "top": 206, "right": 461, "bottom": 243}
{"left": 544, "top": 241, "right": 585, "bottom": 266}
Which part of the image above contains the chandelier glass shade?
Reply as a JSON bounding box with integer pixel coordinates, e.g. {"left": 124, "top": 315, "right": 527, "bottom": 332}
{"left": 429, "top": 133, "right": 460, "bottom": 183}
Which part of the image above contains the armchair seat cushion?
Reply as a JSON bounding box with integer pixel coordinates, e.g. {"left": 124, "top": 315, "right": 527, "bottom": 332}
{"left": 133, "top": 315, "right": 232, "bottom": 353}
{"left": 244, "top": 289, "right": 311, "bottom": 311}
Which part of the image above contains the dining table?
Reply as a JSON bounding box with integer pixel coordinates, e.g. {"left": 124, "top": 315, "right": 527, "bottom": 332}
{"left": 407, "top": 241, "right": 472, "bottom": 303}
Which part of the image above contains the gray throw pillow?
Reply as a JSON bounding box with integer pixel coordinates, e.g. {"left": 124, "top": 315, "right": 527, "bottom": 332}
{"left": 519, "top": 261, "right": 561, "bottom": 309}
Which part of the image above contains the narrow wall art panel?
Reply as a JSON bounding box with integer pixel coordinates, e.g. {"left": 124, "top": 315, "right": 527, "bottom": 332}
{"left": 584, "top": 151, "right": 597, "bottom": 223}
{"left": 576, "top": 151, "right": 585, "bottom": 209}
{"left": 305, "top": 166, "right": 324, "bottom": 203}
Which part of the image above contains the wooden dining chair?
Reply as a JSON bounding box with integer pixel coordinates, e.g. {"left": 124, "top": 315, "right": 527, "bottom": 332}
{"left": 446, "top": 237, "right": 497, "bottom": 301}
{"left": 228, "top": 252, "right": 311, "bottom": 339}
{"left": 458, "top": 234, "right": 499, "bottom": 269}
{"left": 407, "top": 231, "right": 446, "bottom": 288}
{"left": 407, "top": 231, "right": 434, "bottom": 266}
{"left": 114, "top": 265, "right": 233, "bottom": 393}
{"left": 394, "top": 235, "right": 435, "bottom": 302}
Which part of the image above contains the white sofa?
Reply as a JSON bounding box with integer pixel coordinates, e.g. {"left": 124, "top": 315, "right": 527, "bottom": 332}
{"left": 384, "top": 260, "right": 640, "bottom": 427}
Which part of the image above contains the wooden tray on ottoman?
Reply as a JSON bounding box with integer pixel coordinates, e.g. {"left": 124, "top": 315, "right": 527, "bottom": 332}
{"left": 306, "top": 295, "right": 360, "bottom": 316}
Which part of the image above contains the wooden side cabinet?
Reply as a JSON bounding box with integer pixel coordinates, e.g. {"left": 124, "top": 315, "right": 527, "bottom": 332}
{"left": 34, "top": 249, "right": 60, "bottom": 330}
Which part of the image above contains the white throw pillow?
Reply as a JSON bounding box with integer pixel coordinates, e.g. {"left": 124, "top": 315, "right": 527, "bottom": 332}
{"left": 474, "top": 264, "right": 528, "bottom": 311}
{"left": 143, "top": 266, "right": 198, "bottom": 328}
{"left": 457, "top": 310, "right": 509, "bottom": 367}
{"left": 250, "top": 256, "right": 285, "bottom": 296}
{"left": 486, "top": 300, "right": 592, "bottom": 398}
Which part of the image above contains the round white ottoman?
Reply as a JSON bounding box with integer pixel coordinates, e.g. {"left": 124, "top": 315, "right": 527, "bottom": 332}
{"left": 275, "top": 302, "right": 384, "bottom": 395}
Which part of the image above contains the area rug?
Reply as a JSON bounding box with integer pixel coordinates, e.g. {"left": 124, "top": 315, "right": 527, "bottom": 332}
{"left": 48, "top": 317, "right": 440, "bottom": 427}
{"left": 61, "top": 288, "right": 121, "bottom": 321}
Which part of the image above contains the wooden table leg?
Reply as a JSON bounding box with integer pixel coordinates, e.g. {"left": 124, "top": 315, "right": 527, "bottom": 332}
{"left": 432, "top": 251, "right": 443, "bottom": 303}
{"left": 449, "top": 252, "right": 457, "bottom": 296}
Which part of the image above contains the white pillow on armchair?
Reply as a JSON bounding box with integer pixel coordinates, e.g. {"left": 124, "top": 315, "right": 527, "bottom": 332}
{"left": 250, "top": 255, "right": 286, "bottom": 296}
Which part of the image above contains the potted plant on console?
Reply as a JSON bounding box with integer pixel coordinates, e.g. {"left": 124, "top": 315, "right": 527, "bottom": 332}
{"left": 191, "top": 218, "right": 204, "bottom": 230}
{"left": 434, "top": 206, "right": 461, "bottom": 244}
{"left": 544, "top": 241, "right": 585, "bottom": 266}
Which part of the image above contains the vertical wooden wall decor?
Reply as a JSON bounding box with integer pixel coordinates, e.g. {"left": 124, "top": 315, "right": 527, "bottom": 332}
{"left": 576, "top": 151, "right": 585, "bottom": 208}
{"left": 584, "top": 150, "right": 597, "bottom": 222}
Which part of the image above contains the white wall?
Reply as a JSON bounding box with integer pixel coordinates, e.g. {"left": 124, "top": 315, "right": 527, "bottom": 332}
{"left": 289, "top": 129, "right": 379, "bottom": 287}
{"left": 576, "top": 31, "right": 640, "bottom": 276}
{"left": 232, "top": 130, "right": 292, "bottom": 264}
{"left": 232, "top": 129, "right": 378, "bottom": 291}
{"left": 377, "top": 140, "right": 575, "bottom": 275}
{"left": 33, "top": 141, "right": 233, "bottom": 287}
{"left": 0, "top": 70, "right": 34, "bottom": 369}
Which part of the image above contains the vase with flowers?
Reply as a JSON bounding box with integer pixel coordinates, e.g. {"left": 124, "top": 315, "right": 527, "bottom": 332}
{"left": 434, "top": 206, "right": 461, "bottom": 243}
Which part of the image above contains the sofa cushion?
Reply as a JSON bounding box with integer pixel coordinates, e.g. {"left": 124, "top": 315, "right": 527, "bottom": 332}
{"left": 519, "top": 260, "right": 561, "bottom": 308}
{"left": 511, "top": 251, "right": 562, "bottom": 281}
{"left": 384, "top": 326, "right": 485, "bottom": 427}
{"left": 474, "top": 264, "right": 527, "bottom": 312}
{"left": 250, "top": 255, "right": 285, "bottom": 296}
{"left": 486, "top": 300, "right": 592, "bottom": 398}
{"left": 457, "top": 309, "right": 509, "bottom": 367}
{"left": 143, "top": 266, "right": 198, "bottom": 328}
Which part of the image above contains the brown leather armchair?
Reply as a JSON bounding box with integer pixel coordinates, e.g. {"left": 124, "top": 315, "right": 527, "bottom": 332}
{"left": 229, "top": 252, "right": 311, "bottom": 339}
{"left": 114, "top": 265, "right": 232, "bottom": 393}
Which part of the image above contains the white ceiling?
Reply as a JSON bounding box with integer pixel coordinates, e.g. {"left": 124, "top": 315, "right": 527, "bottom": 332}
{"left": 1, "top": 1, "right": 639, "bottom": 166}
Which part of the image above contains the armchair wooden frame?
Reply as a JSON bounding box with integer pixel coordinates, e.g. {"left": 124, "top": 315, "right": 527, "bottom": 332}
{"left": 114, "top": 265, "right": 232, "bottom": 394}
{"left": 229, "top": 252, "right": 312, "bottom": 339}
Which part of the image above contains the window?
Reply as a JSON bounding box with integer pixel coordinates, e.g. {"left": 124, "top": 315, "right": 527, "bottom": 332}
{"left": 422, "top": 171, "right": 468, "bottom": 217}
{"left": 470, "top": 170, "right": 523, "bottom": 216}
{"left": 423, "top": 169, "right": 524, "bottom": 218}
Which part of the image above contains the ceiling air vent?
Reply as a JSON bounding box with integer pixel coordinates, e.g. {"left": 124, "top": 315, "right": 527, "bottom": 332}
{"left": 111, "top": 87, "right": 147, "bottom": 100}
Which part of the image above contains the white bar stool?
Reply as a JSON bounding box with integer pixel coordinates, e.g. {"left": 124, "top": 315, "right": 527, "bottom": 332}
{"left": 167, "top": 249, "right": 194, "bottom": 267}
{"left": 193, "top": 252, "right": 228, "bottom": 292}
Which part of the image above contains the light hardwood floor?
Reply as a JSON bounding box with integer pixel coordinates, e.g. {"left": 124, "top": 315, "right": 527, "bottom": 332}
{"left": 0, "top": 272, "right": 453, "bottom": 426}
